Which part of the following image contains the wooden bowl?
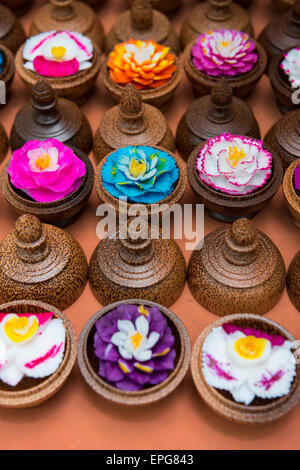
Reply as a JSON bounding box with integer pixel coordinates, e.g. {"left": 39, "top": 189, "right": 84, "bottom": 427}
{"left": 15, "top": 42, "right": 102, "bottom": 106}
{"left": 78, "top": 299, "right": 191, "bottom": 406}
{"left": 0, "top": 300, "right": 77, "bottom": 408}
{"left": 94, "top": 145, "right": 186, "bottom": 221}
{"left": 1, "top": 147, "right": 94, "bottom": 227}
{"left": 269, "top": 47, "right": 300, "bottom": 114}
{"left": 283, "top": 159, "right": 300, "bottom": 230}
{"left": 0, "top": 4, "right": 26, "bottom": 54}
{"left": 191, "top": 314, "right": 300, "bottom": 424}
{"left": 287, "top": 250, "right": 300, "bottom": 312}
{"left": 187, "top": 141, "right": 283, "bottom": 222}
{"left": 0, "top": 43, "right": 15, "bottom": 101}
{"left": 100, "top": 54, "right": 183, "bottom": 113}
{"left": 183, "top": 40, "right": 267, "bottom": 99}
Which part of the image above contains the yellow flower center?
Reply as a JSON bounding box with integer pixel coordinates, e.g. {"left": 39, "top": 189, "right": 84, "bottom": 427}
{"left": 234, "top": 336, "right": 268, "bottom": 360}
{"left": 228, "top": 145, "right": 246, "bottom": 168}
{"left": 130, "top": 331, "right": 143, "bottom": 350}
{"left": 221, "top": 40, "right": 230, "bottom": 48}
{"left": 51, "top": 46, "right": 66, "bottom": 60}
{"left": 35, "top": 153, "right": 51, "bottom": 170}
{"left": 4, "top": 316, "right": 39, "bottom": 343}
{"left": 129, "top": 158, "right": 147, "bottom": 178}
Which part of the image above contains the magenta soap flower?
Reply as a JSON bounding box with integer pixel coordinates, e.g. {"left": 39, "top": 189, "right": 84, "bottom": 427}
{"left": 196, "top": 134, "right": 273, "bottom": 195}
{"left": 93, "top": 304, "right": 176, "bottom": 391}
{"left": 8, "top": 139, "right": 86, "bottom": 203}
{"left": 191, "top": 29, "right": 258, "bottom": 77}
{"left": 294, "top": 163, "right": 300, "bottom": 193}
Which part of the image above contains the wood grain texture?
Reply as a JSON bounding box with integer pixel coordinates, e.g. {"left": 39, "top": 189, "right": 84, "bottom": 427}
{"left": 0, "top": 4, "right": 26, "bottom": 54}
{"left": 287, "top": 250, "right": 300, "bottom": 312}
{"left": 283, "top": 159, "right": 300, "bottom": 229}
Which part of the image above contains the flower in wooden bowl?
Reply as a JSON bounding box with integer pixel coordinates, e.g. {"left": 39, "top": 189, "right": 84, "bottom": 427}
{"left": 280, "top": 46, "right": 300, "bottom": 89}
{"left": 8, "top": 139, "right": 86, "bottom": 203}
{"left": 23, "top": 30, "right": 93, "bottom": 78}
{"left": 191, "top": 30, "right": 258, "bottom": 78}
{"left": 101, "top": 145, "right": 179, "bottom": 204}
{"left": 107, "top": 39, "right": 176, "bottom": 90}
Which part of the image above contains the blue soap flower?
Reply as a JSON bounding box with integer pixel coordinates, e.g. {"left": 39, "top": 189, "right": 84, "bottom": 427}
{"left": 0, "top": 51, "right": 3, "bottom": 74}
{"left": 101, "top": 146, "right": 179, "bottom": 203}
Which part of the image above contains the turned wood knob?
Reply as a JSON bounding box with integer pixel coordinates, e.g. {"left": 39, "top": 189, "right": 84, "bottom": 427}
{"left": 207, "top": 0, "right": 231, "bottom": 21}
{"left": 50, "top": 0, "right": 75, "bottom": 20}
{"left": 118, "top": 84, "right": 146, "bottom": 134}
{"left": 14, "top": 215, "right": 49, "bottom": 263}
{"left": 119, "top": 221, "right": 153, "bottom": 265}
{"left": 31, "top": 79, "right": 60, "bottom": 125}
{"left": 223, "top": 219, "right": 258, "bottom": 266}
{"left": 207, "top": 79, "right": 234, "bottom": 122}
{"left": 130, "top": 0, "right": 153, "bottom": 30}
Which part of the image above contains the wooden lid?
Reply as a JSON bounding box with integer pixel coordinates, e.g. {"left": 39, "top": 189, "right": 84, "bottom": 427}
{"left": 283, "top": 158, "right": 300, "bottom": 229}
{"left": 266, "top": 110, "right": 300, "bottom": 168}
{"left": 0, "top": 215, "right": 88, "bottom": 309}
{"left": 0, "top": 4, "right": 15, "bottom": 40}
{"left": 191, "top": 313, "right": 300, "bottom": 424}
{"left": 78, "top": 299, "right": 191, "bottom": 406}
{"left": 187, "top": 218, "right": 286, "bottom": 316}
{"left": 287, "top": 250, "right": 300, "bottom": 312}
{"left": 0, "top": 300, "right": 77, "bottom": 408}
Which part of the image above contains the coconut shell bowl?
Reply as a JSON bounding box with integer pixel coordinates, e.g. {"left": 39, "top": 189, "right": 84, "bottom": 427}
{"left": 10, "top": 79, "right": 93, "bottom": 156}
{"left": 93, "top": 84, "right": 175, "bottom": 164}
{"left": 183, "top": 38, "right": 267, "bottom": 99}
{"left": 0, "top": 4, "right": 26, "bottom": 55}
{"left": 0, "top": 43, "right": 15, "bottom": 101}
{"left": 187, "top": 218, "right": 286, "bottom": 316}
{"left": 95, "top": 145, "right": 186, "bottom": 222}
{"left": 176, "top": 79, "right": 260, "bottom": 161}
{"left": 187, "top": 138, "right": 283, "bottom": 222}
{"left": 0, "top": 300, "right": 77, "bottom": 408}
{"left": 191, "top": 313, "right": 300, "bottom": 424}
{"left": 0, "top": 214, "right": 88, "bottom": 310}
{"left": 15, "top": 39, "right": 102, "bottom": 106}
{"left": 287, "top": 250, "right": 300, "bottom": 312}
{"left": 105, "top": 0, "right": 180, "bottom": 56}
{"left": 283, "top": 159, "right": 300, "bottom": 229}
{"left": 1, "top": 142, "right": 94, "bottom": 227}
{"left": 78, "top": 299, "right": 191, "bottom": 406}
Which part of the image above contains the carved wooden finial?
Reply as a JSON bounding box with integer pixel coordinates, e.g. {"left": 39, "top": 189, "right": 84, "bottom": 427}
{"left": 207, "top": 0, "right": 231, "bottom": 21}
{"left": 31, "top": 79, "right": 57, "bottom": 113}
{"left": 229, "top": 218, "right": 258, "bottom": 247}
{"left": 14, "top": 215, "right": 49, "bottom": 263}
{"left": 50, "top": 0, "right": 75, "bottom": 20}
{"left": 120, "top": 83, "right": 143, "bottom": 118}
{"left": 211, "top": 79, "right": 233, "bottom": 108}
{"left": 223, "top": 218, "right": 258, "bottom": 266}
{"left": 15, "top": 214, "right": 43, "bottom": 244}
{"left": 130, "top": 0, "right": 153, "bottom": 30}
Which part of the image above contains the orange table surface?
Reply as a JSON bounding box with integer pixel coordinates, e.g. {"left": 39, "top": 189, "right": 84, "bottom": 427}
{"left": 0, "top": 0, "right": 299, "bottom": 451}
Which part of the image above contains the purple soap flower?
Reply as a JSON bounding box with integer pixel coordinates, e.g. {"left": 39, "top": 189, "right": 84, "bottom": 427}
{"left": 93, "top": 304, "right": 176, "bottom": 391}
{"left": 191, "top": 29, "right": 258, "bottom": 77}
{"left": 294, "top": 163, "right": 300, "bottom": 192}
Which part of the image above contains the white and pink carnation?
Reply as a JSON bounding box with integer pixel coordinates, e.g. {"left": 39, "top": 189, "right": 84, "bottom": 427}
{"left": 196, "top": 134, "right": 273, "bottom": 195}
{"left": 280, "top": 46, "right": 300, "bottom": 89}
{"left": 202, "top": 324, "right": 296, "bottom": 405}
{"left": 23, "top": 30, "right": 93, "bottom": 78}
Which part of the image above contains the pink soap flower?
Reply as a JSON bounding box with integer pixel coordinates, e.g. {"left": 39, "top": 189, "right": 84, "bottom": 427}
{"left": 196, "top": 134, "right": 273, "bottom": 195}
{"left": 8, "top": 139, "right": 86, "bottom": 203}
{"left": 191, "top": 29, "right": 258, "bottom": 77}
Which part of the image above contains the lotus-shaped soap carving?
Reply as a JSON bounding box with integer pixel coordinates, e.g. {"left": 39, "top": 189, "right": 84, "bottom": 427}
{"left": 94, "top": 304, "right": 176, "bottom": 391}
{"left": 191, "top": 29, "right": 258, "bottom": 77}
{"left": 196, "top": 134, "right": 273, "bottom": 195}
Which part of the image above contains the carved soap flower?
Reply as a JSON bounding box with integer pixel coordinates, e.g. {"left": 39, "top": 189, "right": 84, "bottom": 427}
{"left": 281, "top": 46, "right": 300, "bottom": 89}
{"left": 191, "top": 29, "right": 258, "bottom": 77}
{"left": 196, "top": 134, "right": 273, "bottom": 195}
{"left": 102, "top": 146, "right": 179, "bottom": 203}
{"left": 294, "top": 163, "right": 300, "bottom": 195}
{"left": 23, "top": 30, "right": 93, "bottom": 78}
{"left": 107, "top": 39, "right": 176, "bottom": 90}
{"left": 0, "top": 313, "right": 65, "bottom": 386}
{"left": 0, "top": 50, "right": 4, "bottom": 75}
{"left": 94, "top": 304, "right": 176, "bottom": 391}
{"left": 8, "top": 139, "right": 86, "bottom": 203}
{"left": 202, "top": 323, "right": 296, "bottom": 405}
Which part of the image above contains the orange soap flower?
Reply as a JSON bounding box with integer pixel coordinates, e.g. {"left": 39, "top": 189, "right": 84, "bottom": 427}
{"left": 107, "top": 39, "right": 177, "bottom": 90}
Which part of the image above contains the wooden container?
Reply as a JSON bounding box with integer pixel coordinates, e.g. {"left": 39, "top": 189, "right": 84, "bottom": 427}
{"left": 268, "top": 47, "right": 300, "bottom": 114}
{"left": 187, "top": 218, "right": 286, "bottom": 316}
{"left": 127, "top": 0, "right": 182, "bottom": 16}
{"left": 100, "top": 53, "right": 183, "bottom": 113}
{"left": 0, "top": 214, "right": 88, "bottom": 309}
{"left": 283, "top": 159, "right": 300, "bottom": 229}
{"left": 183, "top": 39, "right": 267, "bottom": 99}
{"left": 0, "top": 0, "right": 32, "bottom": 16}
{"left": 95, "top": 145, "right": 186, "bottom": 221}
{"left": 187, "top": 141, "right": 282, "bottom": 222}
{"left": 264, "top": 110, "right": 300, "bottom": 172}
{"left": 180, "top": 0, "right": 254, "bottom": 50}
{"left": 0, "top": 122, "right": 8, "bottom": 164}
{"left": 10, "top": 79, "right": 93, "bottom": 156}
{"left": 287, "top": 250, "right": 300, "bottom": 312}
{"left": 191, "top": 314, "right": 300, "bottom": 424}
{"left": 89, "top": 225, "right": 186, "bottom": 308}
{"left": 105, "top": 0, "right": 180, "bottom": 56}
{"left": 0, "top": 300, "right": 77, "bottom": 408}
{"left": 1, "top": 147, "right": 94, "bottom": 227}
{"left": 0, "top": 4, "right": 26, "bottom": 55}
{"left": 29, "top": 0, "right": 105, "bottom": 53}
{"left": 93, "top": 84, "right": 175, "bottom": 164}
{"left": 176, "top": 79, "right": 260, "bottom": 161}
{"left": 78, "top": 299, "right": 191, "bottom": 406}
{"left": 258, "top": 0, "right": 300, "bottom": 63}
{"left": 0, "top": 43, "right": 15, "bottom": 100}
{"left": 15, "top": 41, "right": 102, "bottom": 106}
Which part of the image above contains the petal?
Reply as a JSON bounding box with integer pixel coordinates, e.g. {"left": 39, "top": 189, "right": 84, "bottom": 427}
{"left": 231, "top": 383, "right": 255, "bottom": 405}
{"left": 0, "top": 363, "right": 23, "bottom": 386}
{"left": 146, "top": 332, "right": 160, "bottom": 349}
{"left": 117, "top": 319, "right": 135, "bottom": 334}
{"left": 135, "top": 315, "right": 149, "bottom": 336}
{"left": 111, "top": 332, "right": 127, "bottom": 347}
{"left": 134, "top": 349, "right": 152, "bottom": 362}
